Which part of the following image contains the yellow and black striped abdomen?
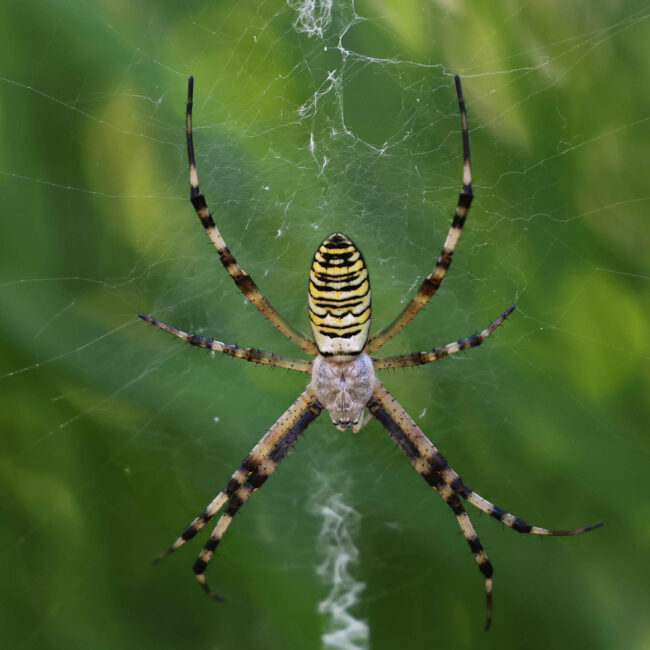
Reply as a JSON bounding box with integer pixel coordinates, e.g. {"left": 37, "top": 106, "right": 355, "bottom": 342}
{"left": 309, "top": 233, "right": 371, "bottom": 357}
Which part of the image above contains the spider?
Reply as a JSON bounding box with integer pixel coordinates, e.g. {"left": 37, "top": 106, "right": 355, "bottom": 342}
{"left": 139, "top": 75, "right": 601, "bottom": 629}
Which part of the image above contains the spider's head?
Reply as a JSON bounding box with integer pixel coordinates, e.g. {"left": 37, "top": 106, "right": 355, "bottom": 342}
{"left": 329, "top": 409, "right": 362, "bottom": 432}
{"left": 334, "top": 419, "right": 355, "bottom": 432}
{"left": 308, "top": 233, "right": 371, "bottom": 361}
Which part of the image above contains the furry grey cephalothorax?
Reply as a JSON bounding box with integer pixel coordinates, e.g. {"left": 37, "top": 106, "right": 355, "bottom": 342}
{"left": 310, "top": 352, "right": 375, "bottom": 431}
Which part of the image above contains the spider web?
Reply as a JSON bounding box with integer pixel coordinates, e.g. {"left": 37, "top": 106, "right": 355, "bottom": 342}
{"left": 1, "top": 1, "right": 648, "bottom": 649}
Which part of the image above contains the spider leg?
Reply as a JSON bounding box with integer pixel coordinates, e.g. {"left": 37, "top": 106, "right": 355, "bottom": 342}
{"left": 431, "top": 476, "right": 494, "bottom": 630}
{"left": 372, "top": 305, "right": 514, "bottom": 370}
{"left": 368, "top": 383, "right": 493, "bottom": 627}
{"left": 154, "top": 389, "right": 322, "bottom": 598}
{"left": 185, "top": 76, "right": 317, "bottom": 355}
{"left": 451, "top": 483, "right": 602, "bottom": 536}
{"left": 193, "top": 389, "right": 322, "bottom": 599}
{"left": 366, "top": 75, "right": 473, "bottom": 353}
{"left": 367, "top": 382, "right": 601, "bottom": 626}
{"left": 193, "top": 478, "right": 257, "bottom": 599}
{"left": 152, "top": 468, "right": 245, "bottom": 565}
{"left": 154, "top": 389, "right": 320, "bottom": 563}
{"left": 138, "top": 314, "right": 312, "bottom": 373}
{"left": 370, "top": 383, "right": 602, "bottom": 535}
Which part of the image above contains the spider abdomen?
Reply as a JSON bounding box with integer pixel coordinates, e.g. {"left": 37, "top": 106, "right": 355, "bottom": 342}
{"left": 311, "top": 353, "right": 375, "bottom": 431}
{"left": 309, "top": 233, "right": 371, "bottom": 358}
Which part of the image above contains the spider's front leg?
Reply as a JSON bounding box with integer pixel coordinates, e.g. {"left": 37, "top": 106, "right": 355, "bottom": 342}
{"left": 368, "top": 382, "right": 602, "bottom": 627}
{"left": 154, "top": 389, "right": 323, "bottom": 598}
{"left": 370, "top": 383, "right": 602, "bottom": 535}
{"left": 368, "top": 383, "right": 494, "bottom": 628}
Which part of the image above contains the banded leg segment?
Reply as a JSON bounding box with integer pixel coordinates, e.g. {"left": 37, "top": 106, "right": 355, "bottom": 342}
{"left": 368, "top": 386, "right": 493, "bottom": 628}
{"left": 193, "top": 392, "right": 323, "bottom": 598}
{"left": 366, "top": 76, "right": 473, "bottom": 353}
{"left": 368, "top": 383, "right": 602, "bottom": 536}
{"left": 185, "top": 76, "right": 317, "bottom": 355}
{"left": 430, "top": 475, "right": 494, "bottom": 630}
{"left": 138, "top": 313, "right": 312, "bottom": 373}
{"left": 153, "top": 467, "right": 248, "bottom": 564}
{"left": 153, "top": 389, "right": 321, "bottom": 567}
{"left": 373, "top": 305, "right": 514, "bottom": 370}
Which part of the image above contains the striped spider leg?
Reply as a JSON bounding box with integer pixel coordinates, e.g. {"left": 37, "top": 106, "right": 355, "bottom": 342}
{"left": 367, "top": 383, "right": 602, "bottom": 630}
{"left": 372, "top": 304, "right": 515, "bottom": 370}
{"left": 136, "top": 314, "right": 312, "bottom": 373}
{"left": 366, "top": 75, "right": 473, "bottom": 354}
{"left": 154, "top": 389, "right": 322, "bottom": 598}
{"left": 141, "top": 75, "right": 601, "bottom": 628}
{"left": 185, "top": 76, "right": 317, "bottom": 355}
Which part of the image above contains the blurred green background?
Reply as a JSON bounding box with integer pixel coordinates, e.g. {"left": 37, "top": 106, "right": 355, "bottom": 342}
{"left": 1, "top": 1, "right": 648, "bottom": 649}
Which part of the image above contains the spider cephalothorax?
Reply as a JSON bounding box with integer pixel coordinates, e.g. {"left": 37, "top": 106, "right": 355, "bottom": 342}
{"left": 311, "top": 351, "right": 374, "bottom": 431}
{"left": 140, "top": 75, "right": 601, "bottom": 630}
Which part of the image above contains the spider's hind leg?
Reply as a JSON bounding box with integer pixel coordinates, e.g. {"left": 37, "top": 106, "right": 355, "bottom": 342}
{"left": 366, "top": 75, "right": 473, "bottom": 353}
{"left": 184, "top": 77, "right": 317, "bottom": 355}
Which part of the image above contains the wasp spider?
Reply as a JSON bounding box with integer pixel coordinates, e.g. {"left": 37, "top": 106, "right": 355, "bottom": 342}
{"left": 139, "top": 76, "right": 601, "bottom": 629}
